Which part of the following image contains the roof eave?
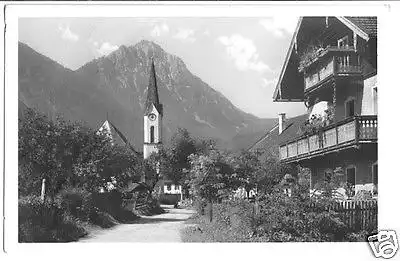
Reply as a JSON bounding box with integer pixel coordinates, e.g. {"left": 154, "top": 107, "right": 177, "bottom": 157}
{"left": 337, "top": 17, "right": 370, "bottom": 41}
{"left": 273, "top": 17, "right": 303, "bottom": 102}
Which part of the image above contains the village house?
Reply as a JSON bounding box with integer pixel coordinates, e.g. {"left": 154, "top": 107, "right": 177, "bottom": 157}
{"left": 272, "top": 17, "right": 377, "bottom": 197}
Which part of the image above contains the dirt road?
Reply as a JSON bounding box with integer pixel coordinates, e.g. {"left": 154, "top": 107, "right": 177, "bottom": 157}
{"left": 79, "top": 205, "right": 195, "bottom": 242}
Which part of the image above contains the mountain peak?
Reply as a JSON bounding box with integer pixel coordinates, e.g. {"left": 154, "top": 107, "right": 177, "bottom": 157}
{"left": 135, "top": 39, "right": 162, "bottom": 49}
{"left": 19, "top": 41, "right": 275, "bottom": 152}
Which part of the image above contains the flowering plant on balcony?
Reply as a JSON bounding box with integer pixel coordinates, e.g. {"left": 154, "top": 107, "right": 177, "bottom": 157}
{"left": 298, "top": 42, "right": 326, "bottom": 72}
{"left": 301, "top": 106, "right": 334, "bottom": 135}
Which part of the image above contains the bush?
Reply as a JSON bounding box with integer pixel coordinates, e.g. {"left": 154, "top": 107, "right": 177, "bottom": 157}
{"left": 55, "top": 187, "right": 95, "bottom": 222}
{"left": 92, "top": 190, "right": 122, "bottom": 217}
{"left": 184, "top": 189, "right": 355, "bottom": 242}
{"left": 354, "top": 190, "right": 373, "bottom": 201}
{"left": 18, "top": 195, "right": 87, "bottom": 242}
{"left": 212, "top": 200, "right": 254, "bottom": 241}
{"left": 19, "top": 196, "right": 63, "bottom": 230}
{"left": 345, "top": 230, "right": 373, "bottom": 242}
{"left": 89, "top": 211, "right": 118, "bottom": 228}
{"left": 179, "top": 198, "right": 194, "bottom": 209}
{"left": 182, "top": 199, "right": 255, "bottom": 242}
{"left": 91, "top": 190, "right": 139, "bottom": 223}
{"left": 135, "top": 197, "right": 165, "bottom": 216}
{"left": 252, "top": 189, "right": 349, "bottom": 242}
{"left": 193, "top": 198, "right": 208, "bottom": 215}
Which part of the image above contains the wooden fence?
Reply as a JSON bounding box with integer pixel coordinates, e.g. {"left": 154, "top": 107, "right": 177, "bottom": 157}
{"left": 251, "top": 199, "right": 377, "bottom": 232}
{"left": 333, "top": 200, "right": 378, "bottom": 232}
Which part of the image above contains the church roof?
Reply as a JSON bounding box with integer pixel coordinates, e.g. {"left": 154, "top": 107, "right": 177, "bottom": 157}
{"left": 144, "top": 59, "right": 163, "bottom": 116}
{"left": 97, "top": 119, "right": 139, "bottom": 157}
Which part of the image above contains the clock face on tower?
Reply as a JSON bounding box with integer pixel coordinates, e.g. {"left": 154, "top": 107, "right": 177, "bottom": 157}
{"left": 149, "top": 113, "right": 157, "bottom": 121}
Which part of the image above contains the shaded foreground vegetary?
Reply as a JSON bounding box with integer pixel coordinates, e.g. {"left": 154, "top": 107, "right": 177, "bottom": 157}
{"left": 182, "top": 193, "right": 376, "bottom": 242}
{"left": 181, "top": 156, "right": 377, "bottom": 242}
{"left": 18, "top": 109, "right": 157, "bottom": 242}
{"left": 18, "top": 108, "right": 376, "bottom": 242}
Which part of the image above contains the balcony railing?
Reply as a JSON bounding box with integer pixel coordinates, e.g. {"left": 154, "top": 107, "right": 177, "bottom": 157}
{"left": 303, "top": 47, "right": 362, "bottom": 92}
{"left": 279, "top": 116, "right": 377, "bottom": 162}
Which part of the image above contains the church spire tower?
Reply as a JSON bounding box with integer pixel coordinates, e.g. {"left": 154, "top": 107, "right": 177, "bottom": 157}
{"left": 143, "top": 59, "right": 163, "bottom": 160}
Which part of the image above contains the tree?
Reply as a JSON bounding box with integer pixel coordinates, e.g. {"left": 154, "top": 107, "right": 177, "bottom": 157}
{"left": 256, "top": 151, "right": 297, "bottom": 195}
{"left": 188, "top": 150, "right": 238, "bottom": 203}
{"left": 233, "top": 150, "right": 264, "bottom": 199}
{"left": 167, "top": 128, "right": 197, "bottom": 184}
{"left": 143, "top": 148, "right": 171, "bottom": 196}
{"left": 164, "top": 128, "right": 216, "bottom": 198}
{"left": 18, "top": 108, "right": 142, "bottom": 197}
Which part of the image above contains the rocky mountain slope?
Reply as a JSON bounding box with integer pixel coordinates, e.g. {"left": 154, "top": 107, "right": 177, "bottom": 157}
{"left": 18, "top": 40, "right": 275, "bottom": 151}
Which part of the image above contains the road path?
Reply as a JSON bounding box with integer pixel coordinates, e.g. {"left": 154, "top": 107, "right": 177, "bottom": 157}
{"left": 79, "top": 205, "right": 195, "bottom": 242}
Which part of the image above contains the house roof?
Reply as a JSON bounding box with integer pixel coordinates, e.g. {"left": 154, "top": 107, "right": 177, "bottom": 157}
{"left": 18, "top": 99, "right": 29, "bottom": 120}
{"left": 277, "top": 114, "right": 309, "bottom": 145}
{"left": 342, "top": 17, "right": 377, "bottom": 38}
{"left": 144, "top": 59, "right": 163, "bottom": 116}
{"left": 98, "top": 119, "right": 139, "bottom": 157}
{"left": 249, "top": 114, "right": 308, "bottom": 158}
{"left": 121, "top": 182, "right": 149, "bottom": 193}
{"left": 273, "top": 17, "right": 304, "bottom": 102}
{"left": 273, "top": 16, "right": 377, "bottom": 102}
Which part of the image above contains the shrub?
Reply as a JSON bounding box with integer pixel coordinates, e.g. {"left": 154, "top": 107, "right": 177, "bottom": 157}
{"left": 92, "top": 190, "right": 122, "bottom": 217}
{"left": 212, "top": 200, "right": 254, "bottom": 241}
{"left": 50, "top": 213, "right": 87, "bottom": 242}
{"left": 253, "top": 188, "right": 349, "bottom": 242}
{"left": 182, "top": 199, "right": 255, "bottom": 242}
{"left": 345, "top": 230, "right": 372, "bottom": 242}
{"left": 193, "top": 198, "right": 208, "bottom": 215}
{"left": 135, "top": 197, "right": 165, "bottom": 216}
{"left": 91, "top": 190, "right": 139, "bottom": 223}
{"left": 19, "top": 196, "right": 62, "bottom": 231}
{"left": 89, "top": 211, "right": 118, "bottom": 228}
{"left": 179, "top": 198, "right": 194, "bottom": 209}
{"left": 55, "top": 187, "right": 95, "bottom": 222}
{"left": 354, "top": 190, "right": 373, "bottom": 201}
{"left": 18, "top": 195, "right": 86, "bottom": 242}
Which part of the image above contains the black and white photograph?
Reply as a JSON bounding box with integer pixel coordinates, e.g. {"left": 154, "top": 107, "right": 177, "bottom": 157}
{"left": 1, "top": 2, "right": 400, "bottom": 261}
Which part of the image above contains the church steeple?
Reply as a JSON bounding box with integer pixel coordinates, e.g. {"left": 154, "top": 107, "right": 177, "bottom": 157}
{"left": 143, "top": 58, "right": 163, "bottom": 160}
{"left": 144, "top": 59, "right": 163, "bottom": 116}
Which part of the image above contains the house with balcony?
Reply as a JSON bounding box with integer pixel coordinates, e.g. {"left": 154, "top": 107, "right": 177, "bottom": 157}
{"left": 273, "top": 17, "right": 377, "bottom": 197}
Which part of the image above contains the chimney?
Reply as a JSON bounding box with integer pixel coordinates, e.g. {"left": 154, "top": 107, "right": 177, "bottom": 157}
{"left": 278, "top": 113, "right": 286, "bottom": 134}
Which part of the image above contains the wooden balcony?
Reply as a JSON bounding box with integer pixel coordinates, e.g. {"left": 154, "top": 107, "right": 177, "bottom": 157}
{"left": 303, "top": 47, "right": 362, "bottom": 92}
{"left": 279, "top": 116, "right": 377, "bottom": 163}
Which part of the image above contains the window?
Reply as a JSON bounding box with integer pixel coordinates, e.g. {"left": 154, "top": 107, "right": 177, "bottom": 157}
{"left": 338, "top": 36, "right": 349, "bottom": 49}
{"left": 372, "top": 163, "right": 378, "bottom": 195}
{"left": 345, "top": 98, "right": 355, "bottom": 117}
{"left": 346, "top": 166, "right": 356, "bottom": 197}
{"left": 324, "top": 169, "right": 333, "bottom": 183}
{"left": 150, "top": 126, "right": 155, "bottom": 143}
{"left": 166, "top": 184, "right": 171, "bottom": 191}
{"left": 284, "top": 188, "right": 292, "bottom": 197}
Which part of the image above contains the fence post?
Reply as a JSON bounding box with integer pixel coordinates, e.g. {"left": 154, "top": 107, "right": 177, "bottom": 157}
{"left": 355, "top": 201, "right": 361, "bottom": 231}
{"left": 40, "top": 178, "right": 46, "bottom": 202}
{"left": 208, "top": 201, "right": 213, "bottom": 223}
{"left": 254, "top": 199, "right": 260, "bottom": 224}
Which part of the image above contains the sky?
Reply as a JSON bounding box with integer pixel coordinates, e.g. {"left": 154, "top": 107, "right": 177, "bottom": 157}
{"left": 19, "top": 17, "right": 306, "bottom": 119}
